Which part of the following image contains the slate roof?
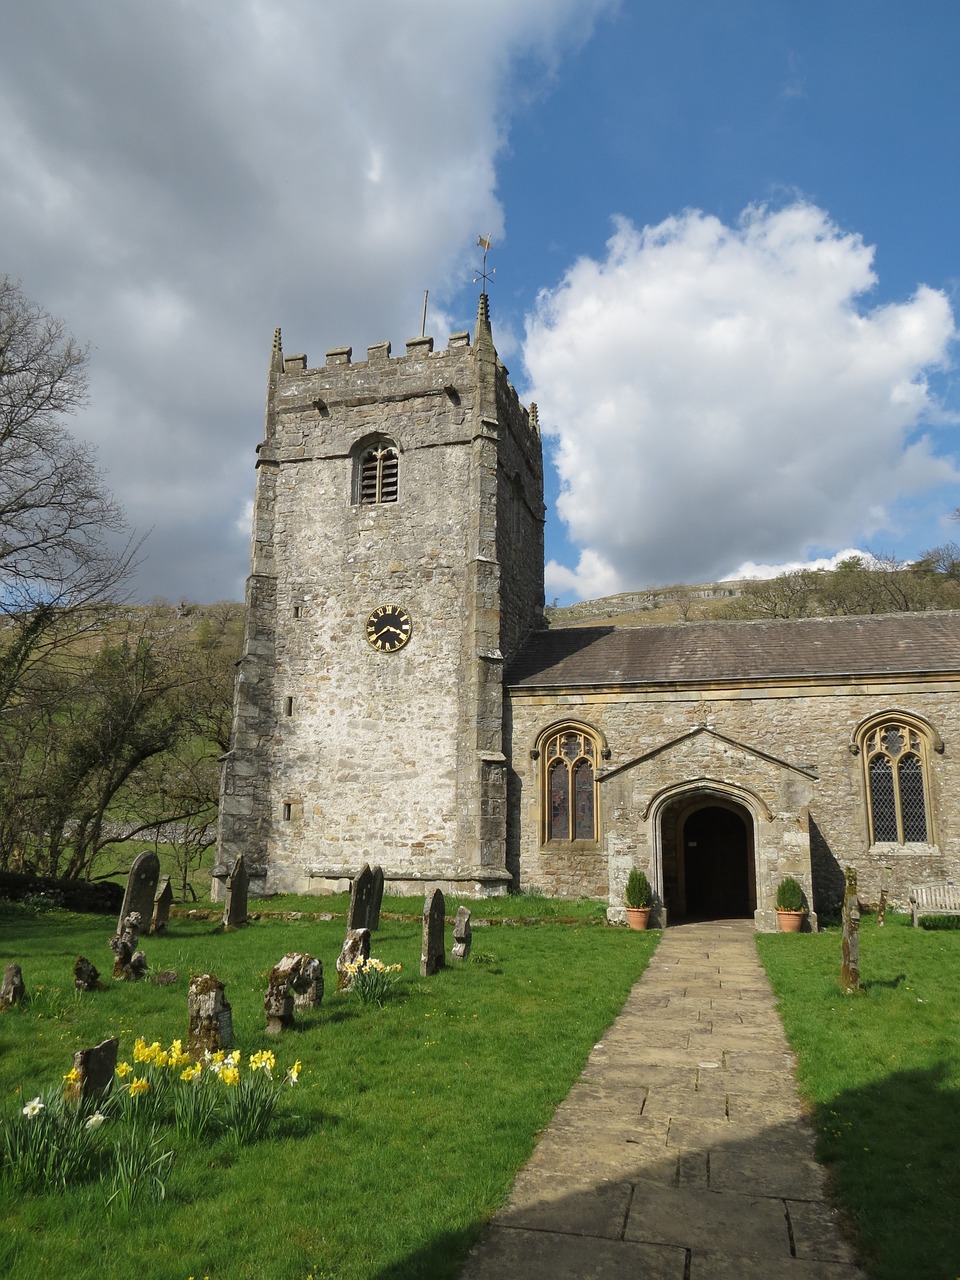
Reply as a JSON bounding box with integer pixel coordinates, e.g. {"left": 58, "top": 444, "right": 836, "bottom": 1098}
{"left": 506, "top": 612, "right": 960, "bottom": 690}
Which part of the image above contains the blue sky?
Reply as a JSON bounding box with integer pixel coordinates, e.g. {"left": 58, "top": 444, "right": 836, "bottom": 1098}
{"left": 2, "top": 1, "right": 958, "bottom": 602}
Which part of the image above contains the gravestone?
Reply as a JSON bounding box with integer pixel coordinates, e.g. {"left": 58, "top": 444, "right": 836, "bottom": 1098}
{"left": 222, "top": 855, "right": 249, "bottom": 929}
{"left": 151, "top": 875, "right": 173, "bottom": 934}
{"left": 840, "top": 866, "right": 863, "bottom": 994}
{"left": 336, "top": 928, "right": 371, "bottom": 991}
{"left": 116, "top": 850, "right": 160, "bottom": 938}
{"left": 109, "top": 911, "right": 148, "bottom": 980}
{"left": 347, "top": 863, "right": 374, "bottom": 929}
{"left": 73, "top": 955, "right": 101, "bottom": 993}
{"left": 420, "top": 888, "right": 446, "bottom": 976}
{"left": 264, "top": 952, "right": 324, "bottom": 1034}
{"left": 452, "top": 905, "right": 472, "bottom": 961}
{"left": 367, "top": 865, "right": 385, "bottom": 930}
{"left": 187, "top": 973, "right": 234, "bottom": 1057}
{"left": 1, "top": 963, "right": 25, "bottom": 1010}
{"left": 64, "top": 1037, "right": 118, "bottom": 1104}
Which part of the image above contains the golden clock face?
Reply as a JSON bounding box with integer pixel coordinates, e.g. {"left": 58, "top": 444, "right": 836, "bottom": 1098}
{"left": 365, "top": 604, "right": 412, "bottom": 652}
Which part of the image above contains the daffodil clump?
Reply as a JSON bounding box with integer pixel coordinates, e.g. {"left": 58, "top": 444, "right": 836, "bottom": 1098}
{"left": 342, "top": 956, "right": 402, "bottom": 1006}
{"left": 1, "top": 1036, "right": 304, "bottom": 1202}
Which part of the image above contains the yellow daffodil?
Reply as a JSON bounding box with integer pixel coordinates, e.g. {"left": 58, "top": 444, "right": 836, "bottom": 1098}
{"left": 62, "top": 1066, "right": 81, "bottom": 1084}
{"left": 129, "top": 1076, "right": 150, "bottom": 1096}
{"left": 220, "top": 1065, "right": 240, "bottom": 1087}
{"left": 116, "top": 1061, "right": 133, "bottom": 1078}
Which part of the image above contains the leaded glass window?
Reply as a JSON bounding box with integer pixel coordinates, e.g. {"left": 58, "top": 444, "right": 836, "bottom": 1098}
{"left": 864, "top": 721, "right": 929, "bottom": 844}
{"left": 541, "top": 728, "right": 598, "bottom": 843}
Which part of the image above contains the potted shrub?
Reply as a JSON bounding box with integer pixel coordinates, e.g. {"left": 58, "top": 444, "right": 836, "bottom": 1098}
{"left": 625, "top": 867, "right": 652, "bottom": 930}
{"left": 776, "top": 876, "right": 806, "bottom": 932}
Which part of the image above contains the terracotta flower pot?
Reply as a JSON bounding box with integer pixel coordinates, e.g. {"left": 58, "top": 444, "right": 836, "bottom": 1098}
{"left": 625, "top": 907, "right": 651, "bottom": 931}
{"left": 776, "top": 909, "right": 805, "bottom": 933}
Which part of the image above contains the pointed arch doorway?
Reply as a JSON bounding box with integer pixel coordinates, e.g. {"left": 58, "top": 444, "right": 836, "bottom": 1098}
{"left": 661, "top": 795, "right": 757, "bottom": 921}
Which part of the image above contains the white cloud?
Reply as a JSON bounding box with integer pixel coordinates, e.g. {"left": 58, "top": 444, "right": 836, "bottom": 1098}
{"left": 725, "top": 549, "right": 878, "bottom": 581}
{"left": 0, "top": 0, "right": 612, "bottom": 600}
{"left": 524, "top": 203, "right": 958, "bottom": 599}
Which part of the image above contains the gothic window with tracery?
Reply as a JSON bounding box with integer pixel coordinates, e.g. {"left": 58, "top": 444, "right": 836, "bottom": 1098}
{"left": 863, "top": 720, "right": 930, "bottom": 844}
{"left": 356, "top": 442, "right": 399, "bottom": 504}
{"left": 541, "top": 726, "right": 599, "bottom": 843}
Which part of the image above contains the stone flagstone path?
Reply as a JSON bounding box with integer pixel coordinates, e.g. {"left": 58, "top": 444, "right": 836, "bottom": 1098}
{"left": 460, "top": 920, "right": 867, "bottom": 1279}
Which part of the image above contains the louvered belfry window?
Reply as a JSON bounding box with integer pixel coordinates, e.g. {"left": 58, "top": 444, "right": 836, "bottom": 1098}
{"left": 358, "top": 445, "right": 399, "bottom": 504}
{"left": 865, "top": 722, "right": 929, "bottom": 844}
{"left": 543, "top": 728, "right": 598, "bottom": 843}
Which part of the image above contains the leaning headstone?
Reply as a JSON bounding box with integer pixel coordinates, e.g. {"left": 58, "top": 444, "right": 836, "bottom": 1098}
{"left": 187, "top": 973, "right": 234, "bottom": 1057}
{"left": 64, "top": 1037, "right": 118, "bottom": 1104}
{"left": 840, "top": 866, "right": 863, "bottom": 994}
{"left": 222, "top": 855, "right": 249, "bottom": 929}
{"left": 264, "top": 952, "right": 324, "bottom": 1034}
{"left": 420, "top": 888, "right": 446, "bottom": 976}
{"left": 336, "top": 928, "right": 371, "bottom": 991}
{"left": 116, "top": 850, "right": 160, "bottom": 938}
{"left": 109, "top": 911, "right": 148, "bottom": 980}
{"left": 348, "top": 863, "right": 374, "bottom": 929}
{"left": 0, "top": 963, "right": 25, "bottom": 1010}
{"left": 73, "top": 955, "right": 101, "bottom": 993}
{"left": 151, "top": 875, "right": 173, "bottom": 934}
{"left": 367, "top": 865, "right": 385, "bottom": 930}
{"left": 452, "top": 905, "right": 472, "bottom": 961}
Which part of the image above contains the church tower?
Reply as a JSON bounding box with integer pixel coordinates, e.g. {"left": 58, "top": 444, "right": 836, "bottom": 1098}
{"left": 216, "top": 296, "right": 544, "bottom": 897}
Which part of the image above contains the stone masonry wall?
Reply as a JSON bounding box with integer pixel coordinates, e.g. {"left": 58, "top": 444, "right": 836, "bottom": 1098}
{"left": 507, "top": 678, "right": 960, "bottom": 925}
{"left": 219, "top": 311, "right": 544, "bottom": 897}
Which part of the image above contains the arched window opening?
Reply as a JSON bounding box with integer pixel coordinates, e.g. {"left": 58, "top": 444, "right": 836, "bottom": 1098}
{"left": 541, "top": 726, "right": 599, "bottom": 844}
{"left": 863, "top": 721, "right": 930, "bottom": 844}
{"left": 357, "top": 443, "right": 398, "bottom": 504}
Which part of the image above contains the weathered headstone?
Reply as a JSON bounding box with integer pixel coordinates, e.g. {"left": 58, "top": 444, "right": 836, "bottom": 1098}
{"left": 1, "top": 963, "right": 25, "bottom": 1010}
{"left": 348, "top": 863, "right": 374, "bottom": 930}
{"left": 64, "top": 1037, "right": 118, "bottom": 1104}
{"left": 116, "top": 850, "right": 160, "bottom": 938}
{"left": 222, "top": 854, "right": 249, "bottom": 929}
{"left": 336, "top": 928, "right": 371, "bottom": 991}
{"left": 264, "top": 952, "right": 324, "bottom": 1034}
{"left": 452, "top": 905, "right": 472, "bottom": 961}
{"left": 840, "top": 866, "right": 863, "bottom": 994}
{"left": 109, "top": 911, "right": 148, "bottom": 980}
{"left": 420, "top": 888, "right": 446, "bottom": 976}
{"left": 151, "top": 875, "right": 173, "bottom": 934}
{"left": 876, "top": 886, "right": 887, "bottom": 927}
{"left": 367, "top": 865, "right": 385, "bottom": 930}
{"left": 187, "top": 973, "right": 234, "bottom": 1057}
{"left": 73, "top": 955, "right": 101, "bottom": 993}
{"left": 291, "top": 955, "right": 324, "bottom": 1010}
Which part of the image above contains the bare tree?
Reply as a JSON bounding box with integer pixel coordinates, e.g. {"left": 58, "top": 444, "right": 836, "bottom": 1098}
{"left": 0, "top": 277, "right": 138, "bottom": 700}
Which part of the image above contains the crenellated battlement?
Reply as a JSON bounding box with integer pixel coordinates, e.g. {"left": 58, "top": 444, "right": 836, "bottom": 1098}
{"left": 269, "top": 311, "right": 538, "bottom": 435}
{"left": 276, "top": 328, "right": 472, "bottom": 377}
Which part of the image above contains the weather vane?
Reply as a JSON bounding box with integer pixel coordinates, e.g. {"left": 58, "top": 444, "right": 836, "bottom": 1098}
{"left": 472, "top": 234, "right": 496, "bottom": 291}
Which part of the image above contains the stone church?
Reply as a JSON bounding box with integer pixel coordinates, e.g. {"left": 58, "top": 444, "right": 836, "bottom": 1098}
{"left": 216, "top": 296, "right": 960, "bottom": 929}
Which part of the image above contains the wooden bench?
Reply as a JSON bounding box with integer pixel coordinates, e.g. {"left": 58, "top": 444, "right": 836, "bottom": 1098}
{"left": 910, "top": 881, "right": 960, "bottom": 926}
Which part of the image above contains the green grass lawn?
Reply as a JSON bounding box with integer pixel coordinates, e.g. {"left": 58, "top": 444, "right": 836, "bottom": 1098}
{"left": 0, "top": 899, "right": 658, "bottom": 1280}
{"left": 758, "top": 914, "right": 960, "bottom": 1280}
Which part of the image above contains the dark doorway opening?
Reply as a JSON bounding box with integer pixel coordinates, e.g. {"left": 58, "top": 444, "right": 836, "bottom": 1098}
{"left": 681, "top": 805, "right": 752, "bottom": 919}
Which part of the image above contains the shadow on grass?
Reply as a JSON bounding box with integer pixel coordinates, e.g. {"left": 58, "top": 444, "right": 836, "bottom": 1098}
{"left": 811, "top": 1064, "right": 960, "bottom": 1279}
{"left": 861, "top": 972, "right": 906, "bottom": 992}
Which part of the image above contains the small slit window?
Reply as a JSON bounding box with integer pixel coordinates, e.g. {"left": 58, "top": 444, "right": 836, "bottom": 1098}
{"left": 357, "top": 443, "right": 399, "bottom": 505}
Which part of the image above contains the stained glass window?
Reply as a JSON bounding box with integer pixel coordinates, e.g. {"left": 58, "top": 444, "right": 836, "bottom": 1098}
{"left": 541, "top": 727, "right": 598, "bottom": 843}
{"left": 864, "top": 720, "right": 931, "bottom": 844}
